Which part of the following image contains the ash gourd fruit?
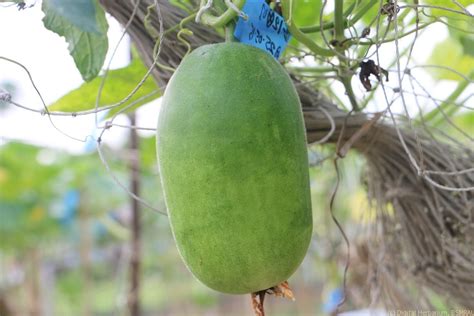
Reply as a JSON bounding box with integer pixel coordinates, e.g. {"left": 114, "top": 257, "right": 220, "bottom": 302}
{"left": 157, "top": 42, "right": 312, "bottom": 294}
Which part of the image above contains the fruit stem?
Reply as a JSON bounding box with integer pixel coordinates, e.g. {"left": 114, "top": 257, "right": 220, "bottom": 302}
{"left": 198, "top": 0, "right": 245, "bottom": 28}
{"left": 225, "top": 22, "right": 236, "bottom": 42}
{"left": 251, "top": 292, "right": 266, "bottom": 316}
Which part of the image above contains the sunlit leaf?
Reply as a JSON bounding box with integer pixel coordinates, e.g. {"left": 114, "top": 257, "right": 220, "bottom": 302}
{"left": 48, "top": 58, "right": 160, "bottom": 116}
{"left": 359, "top": 0, "right": 380, "bottom": 26}
{"left": 452, "top": 111, "right": 474, "bottom": 136}
{"left": 459, "top": 35, "right": 474, "bottom": 56}
{"left": 428, "top": 38, "right": 474, "bottom": 81}
{"left": 422, "top": 0, "right": 472, "bottom": 18}
{"left": 293, "top": 0, "right": 322, "bottom": 27}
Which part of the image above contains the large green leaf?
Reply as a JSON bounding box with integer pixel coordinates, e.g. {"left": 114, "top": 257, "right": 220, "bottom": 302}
{"left": 422, "top": 0, "right": 472, "bottom": 18}
{"left": 42, "top": 0, "right": 108, "bottom": 81}
{"left": 446, "top": 19, "right": 474, "bottom": 58}
{"left": 49, "top": 0, "right": 102, "bottom": 33}
{"left": 359, "top": 0, "right": 380, "bottom": 26}
{"left": 452, "top": 111, "right": 474, "bottom": 136}
{"left": 459, "top": 35, "right": 474, "bottom": 57}
{"left": 48, "top": 58, "right": 160, "bottom": 116}
{"left": 428, "top": 38, "right": 474, "bottom": 81}
{"left": 423, "top": 0, "right": 471, "bottom": 8}
{"left": 293, "top": 0, "right": 322, "bottom": 27}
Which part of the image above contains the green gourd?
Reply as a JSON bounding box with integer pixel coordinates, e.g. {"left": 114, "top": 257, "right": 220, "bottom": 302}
{"left": 157, "top": 42, "right": 312, "bottom": 294}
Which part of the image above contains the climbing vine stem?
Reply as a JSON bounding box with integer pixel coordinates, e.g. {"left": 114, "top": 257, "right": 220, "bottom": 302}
{"left": 300, "top": 0, "right": 377, "bottom": 33}
{"left": 334, "top": 0, "right": 345, "bottom": 42}
{"left": 281, "top": 0, "right": 335, "bottom": 57}
{"left": 198, "top": 0, "right": 245, "bottom": 27}
{"left": 333, "top": 0, "right": 359, "bottom": 112}
{"left": 225, "top": 22, "right": 236, "bottom": 42}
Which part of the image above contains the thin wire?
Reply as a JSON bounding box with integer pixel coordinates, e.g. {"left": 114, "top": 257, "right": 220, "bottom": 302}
{"left": 409, "top": 75, "right": 473, "bottom": 141}
{"left": 106, "top": 123, "right": 156, "bottom": 131}
{"left": 96, "top": 140, "right": 167, "bottom": 215}
{"left": 311, "top": 106, "right": 336, "bottom": 145}
{"left": 7, "top": 91, "right": 159, "bottom": 117}
{"left": 0, "top": 56, "right": 88, "bottom": 143}
{"left": 411, "top": 65, "right": 473, "bottom": 83}
{"left": 331, "top": 112, "right": 353, "bottom": 312}
{"left": 451, "top": 0, "right": 473, "bottom": 16}
{"left": 399, "top": 4, "right": 473, "bottom": 17}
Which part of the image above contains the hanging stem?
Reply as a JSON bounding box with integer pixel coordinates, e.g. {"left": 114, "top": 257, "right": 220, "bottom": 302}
{"left": 162, "top": 12, "right": 197, "bottom": 36}
{"left": 334, "top": 0, "right": 345, "bottom": 41}
{"left": 340, "top": 75, "right": 359, "bottom": 111}
{"left": 333, "top": 0, "right": 359, "bottom": 111}
{"left": 225, "top": 21, "right": 236, "bottom": 42}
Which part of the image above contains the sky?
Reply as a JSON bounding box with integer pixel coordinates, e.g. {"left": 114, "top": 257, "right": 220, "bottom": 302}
{"left": 0, "top": 1, "right": 472, "bottom": 154}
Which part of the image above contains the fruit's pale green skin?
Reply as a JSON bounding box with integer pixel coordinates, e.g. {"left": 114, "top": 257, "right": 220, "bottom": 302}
{"left": 157, "top": 43, "right": 312, "bottom": 294}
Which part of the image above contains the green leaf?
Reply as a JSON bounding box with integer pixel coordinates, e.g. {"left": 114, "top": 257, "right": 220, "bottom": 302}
{"left": 42, "top": 0, "right": 109, "bottom": 81}
{"left": 293, "top": 0, "right": 322, "bottom": 27}
{"left": 359, "top": 0, "right": 380, "bottom": 26}
{"left": 48, "top": 58, "right": 160, "bottom": 115}
{"left": 49, "top": 0, "right": 102, "bottom": 33}
{"left": 459, "top": 35, "right": 474, "bottom": 57}
{"left": 422, "top": 0, "right": 472, "bottom": 17}
{"left": 428, "top": 38, "right": 474, "bottom": 81}
{"left": 452, "top": 111, "right": 474, "bottom": 136}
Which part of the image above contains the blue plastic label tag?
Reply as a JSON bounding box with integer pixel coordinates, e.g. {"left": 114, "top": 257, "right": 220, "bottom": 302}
{"left": 234, "top": 0, "right": 291, "bottom": 59}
